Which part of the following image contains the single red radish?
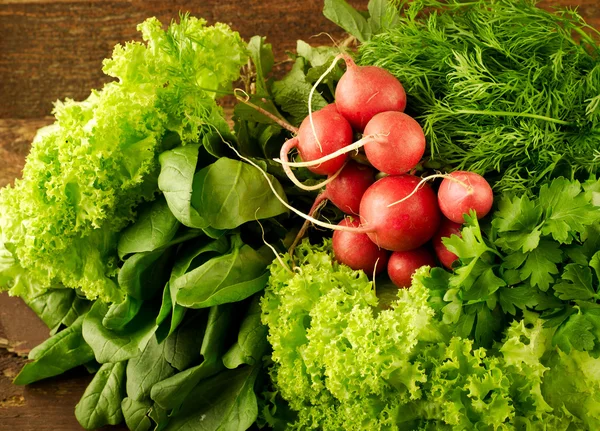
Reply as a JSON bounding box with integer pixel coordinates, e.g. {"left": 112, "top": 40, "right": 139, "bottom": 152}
{"left": 363, "top": 111, "right": 426, "bottom": 175}
{"left": 287, "top": 162, "right": 376, "bottom": 255}
{"left": 432, "top": 217, "right": 462, "bottom": 270}
{"left": 335, "top": 57, "right": 406, "bottom": 131}
{"left": 325, "top": 161, "right": 376, "bottom": 215}
{"left": 359, "top": 175, "right": 441, "bottom": 251}
{"left": 438, "top": 171, "right": 493, "bottom": 223}
{"left": 333, "top": 218, "right": 389, "bottom": 275}
{"left": 388, "top": 247, "right": 436, "bottom": 288}
{"left": 296, "top": 104, "right": 353, "bottom": 176}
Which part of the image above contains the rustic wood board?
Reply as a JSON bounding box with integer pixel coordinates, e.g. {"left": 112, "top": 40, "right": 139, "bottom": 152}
{"left": 1, "top": 0, "right": 599, "bottom": 429}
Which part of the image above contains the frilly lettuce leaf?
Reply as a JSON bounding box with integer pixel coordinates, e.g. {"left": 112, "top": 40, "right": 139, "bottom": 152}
{"left": 0, "top": 16, "right": 247, "bottom": 302}
{"left": 261, "top": 239, "right": 600, "bottom": 430}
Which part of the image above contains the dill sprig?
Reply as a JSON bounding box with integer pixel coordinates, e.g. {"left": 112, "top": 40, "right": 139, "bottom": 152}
{"left": 359, "top": 0, "right": 600, "bottom": 193}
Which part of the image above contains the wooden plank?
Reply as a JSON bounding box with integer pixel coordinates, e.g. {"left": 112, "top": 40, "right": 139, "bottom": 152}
{"left": 0, "top": 0, "right": 364, "bottom": 119}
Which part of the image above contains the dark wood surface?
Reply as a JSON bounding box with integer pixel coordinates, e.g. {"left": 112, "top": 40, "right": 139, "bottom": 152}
{"left": 1, "top": 0, "right": 599, "bottom": 429}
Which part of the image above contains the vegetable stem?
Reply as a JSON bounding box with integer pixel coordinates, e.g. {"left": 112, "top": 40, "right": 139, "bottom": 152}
{"left": 234, "top": 89, "right": 299, "bottom": 134}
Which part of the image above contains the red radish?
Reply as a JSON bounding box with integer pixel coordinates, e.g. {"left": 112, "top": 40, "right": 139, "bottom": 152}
{"left": 296, "top": 104, "right": 353, "bottom": 176}
{"left": 333, "top": 218, "right": 389, "bottom": 275}
{"left": 359, "top": 175, "right": 441, "bottom": 251}
{"left": 287, "top": 161, "right": 376, "bottom": 255}
{"left": 335, "top": 57, "right": 407, "bottom": 131}
{"left": 433, "top": 217, "right": 462, "bottom": 270}
{"left": 325, "top": 161, "right": 376, "bottom": 215}
{"left": 363, "top": 111, "right": 426, "bottom": 175}
{"left": 388, "top": 247, "right": 436, "bottom": 288}
{"left": 438, "top": 171, "right": 494, "bottom": 223}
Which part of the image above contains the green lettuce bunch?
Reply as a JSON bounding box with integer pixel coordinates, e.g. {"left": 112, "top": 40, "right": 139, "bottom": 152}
{"left": 261, "top": 240, "right": 600, "bottom": 430}
{"left": 0, "top": 15, "right": 247, "bottom": 302}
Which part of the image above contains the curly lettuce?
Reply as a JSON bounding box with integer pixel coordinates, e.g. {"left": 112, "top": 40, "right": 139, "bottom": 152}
{"left": 261, "top": 240, "right": 600, "bottom": 430}
{"left": 0, "top": 15, "right": 247, "bottom": 302}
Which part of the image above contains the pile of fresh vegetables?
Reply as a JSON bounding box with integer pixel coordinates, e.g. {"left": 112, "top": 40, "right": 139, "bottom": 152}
{"left": 1, "top": 0, "right": 600, "bottom": 429}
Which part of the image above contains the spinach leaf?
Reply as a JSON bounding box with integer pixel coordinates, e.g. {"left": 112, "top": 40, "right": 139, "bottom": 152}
{"left": 122, "top": 398, "right": 152, "bottom": 431}
{"left": 83, "top": 301, "right": 157, "bottom": 364}
{"left": 165, "top": 366, "right": 259, "bottom": 431}
{"left": 14, "top": 315, "right": 94, "bottom": 385}
{"left": 24, "top": 288, "right": 77, "bottom": 334}
{"left": 323, "top": 0, "right": 372, "bottom": 42}
{"left": 164, "top": 311, "right": 207, "bottom": 371}
{"left": 60, "top": 296, "right": 92, "bottom": 328}
{"left": 223, "top": 295, "right": 269, "bottom": 369}
{"left": 157, "top": 237, "right": 229, "bottom": 336}
{"left": 191, "top": 157, "right": 288, "bottom": 230}
{"left": 151, "top": 304, "right": 234, "bottom": 411}
{"left": 118, "top": 197, "right": 180, "bottom": 259}
{"left": 158, "top": 144, "right": 208, "bottom": 229}
{"left": 103, "top": 295, "right": 143, "bottom": 331}
{"left": 126, "top": 334, "right": 176, "bottom": 401}
{"left": 118, "top": 247, "right": 174, "bottom": 300}
{"left": 271, "top": 58, "right": 328, "bottom": 125}
{"left": 174, "top": 236, "right": 272, "bottom": 309}
{"left": 234, "top": 110, "right": 284, "bottom": 159}
{"left": 149, "top": 404, "right": 169, "bottom": 430}
{"left": 75, "top": 361, "right": 126, "bottom": 430}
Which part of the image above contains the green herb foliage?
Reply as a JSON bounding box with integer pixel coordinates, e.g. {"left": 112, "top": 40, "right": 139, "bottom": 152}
{"left": 434, "top": 177, "right": 600, "bottom": 354}
{"left": 354, "top": 0, "right": 600, "bottom": 194}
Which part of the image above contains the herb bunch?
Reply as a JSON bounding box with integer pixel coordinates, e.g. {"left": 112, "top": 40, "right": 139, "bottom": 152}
{"left": 358, "top": 0, "right": 600, "bottom": 194}
{"left": 426, "top": 177, "right": 600, "bottom": 354}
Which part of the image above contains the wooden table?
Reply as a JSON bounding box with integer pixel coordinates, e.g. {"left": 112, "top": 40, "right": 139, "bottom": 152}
{"left": 1, "top": 0, "right": 599, "bottom": 429}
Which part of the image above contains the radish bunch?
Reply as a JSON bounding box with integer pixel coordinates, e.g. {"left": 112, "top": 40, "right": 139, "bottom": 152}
{"left": 274, "top": 54, "right": 494, "bottom": 288}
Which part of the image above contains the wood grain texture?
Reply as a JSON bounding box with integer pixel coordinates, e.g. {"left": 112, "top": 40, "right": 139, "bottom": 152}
{"left": 0, "top": 0, "right": 599, "bottom": 429}
{"left": 0, "top": 0, "right": 364, "bottom": 119}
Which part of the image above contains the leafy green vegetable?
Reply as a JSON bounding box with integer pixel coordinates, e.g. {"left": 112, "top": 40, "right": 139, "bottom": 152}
{"left": 271, "top": 58, "right": 328, "bottom": 125}
{"left": 83, "top": 301, "right": 157, "bottom": 363}
{"left": 13, "top": 315, "right": 94, "bottom": 385}
{"left": 323, "top": 0, "right": 372, "bottom": 43}
{"left": 126, "top": 335, "right": 176, "bottom": 401}
{"left": 118, "top": 248, "right": 174, "bottom": 300}
{"left": 191, "top": 158, "right": 288, "bottom": 230}
{"left": 122, "top": 398, "right": 152, "bottom": 431}
{"left": 174, "top": 235, "right": 272, "bottom": 309}
{"left": 158, "top": 144, "right": 208, "bottom": 230}
{"left": 151, "top": 304, "right": 233, "bottom": 411}
{"left": 103, "top": 295, "right": 144, "bottom": 331}
{"left": 261, "top": 239, "right": 600, "bottom": 429}
{"left": 0, "top": 16, "right": 248, "bottom": 302}
{"left": 164, "top": 366, "right": 259, "bottom": 431}
{"left": 435, "top": 178, "right": 600, "bottom": 350}
{"left": 24, "top": 288, "right": 89, "bottom": 335}
{"left": 223, "top": 295, "right": 269, "bottom": 369}
{"left": 118, "top": 197, "right": 180, "bottom": 259}
{"left": 358, "top": 0, "right": 600, "bottom": 194}
{"left": 75, "top": 361, "right": 127, "bottom": 430}
{"left": 163, "top": 312, "right": 206, "bottom": 371}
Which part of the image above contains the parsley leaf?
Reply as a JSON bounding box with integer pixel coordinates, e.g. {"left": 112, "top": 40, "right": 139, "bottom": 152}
{"left": 553, "top": 264, "right": 596, "bottom": 301}
{"left": 519, "top": 241, "right": 562, "bottom": 291}
{"left": 539, "top": 178, "right": 600, "bottom": 244}
{"left": 553, "top": 312, "right": 596, "bottom": 353}
{"left": 498, "top": 285, "right": 539, "bottom": 315}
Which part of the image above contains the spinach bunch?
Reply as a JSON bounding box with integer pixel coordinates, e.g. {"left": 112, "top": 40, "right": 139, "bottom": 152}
{"left": 12, "top": 31, "right": 347, "bottom": 430}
